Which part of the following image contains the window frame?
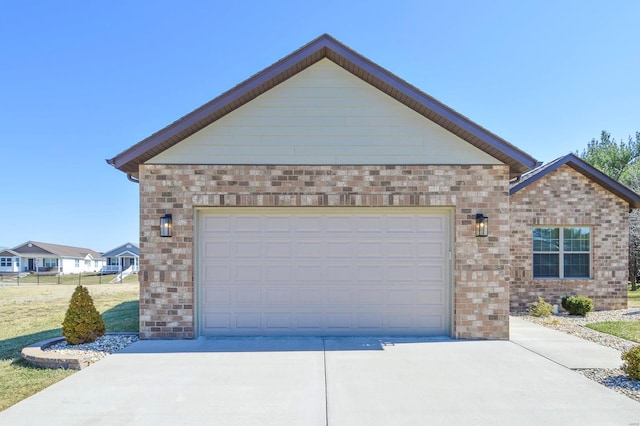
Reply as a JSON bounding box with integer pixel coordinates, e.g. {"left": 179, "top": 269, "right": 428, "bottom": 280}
{"left": 0, "top": 257, "right": 11, "bottom": 267}
{"left": 532, "top": 226, "right": 592, "bottom": 279}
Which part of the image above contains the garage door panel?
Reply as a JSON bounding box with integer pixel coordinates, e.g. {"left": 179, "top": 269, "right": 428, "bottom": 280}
{"left": 204, "top": 288, "right": 231, "bottom": 305}
{"left": 356, "top": 289, "right": 384, "bottom": 305}
{"left": 235, "top": 240, "right": 261, "bottom": 257}
{"left": 266, "top": 288, "right": 292, "bottom": 304}
{"left": 236, "top": 288, "right": 261, "bottom": 304}
{"left": 236, "top": 265, "right": 261, "bottom": 281}
{"left": 357, "top": 313, "right": 383, "bottom": 328}
{"left": 297, "top": 288, "right": 323, "bottom": 304}
{"left": 356, "top": 265, "right": 385, "bottom": 282}
{"left": 417, "top": 314, "right": 445, "bottom": 329}
{"left": 325, "top": 241, "right": 352, "bottom": 257}
{"left": 386, "top": 264, "right": 415, "bottom": 281}
{"left": 296, "top": 313, "right": 323, "bottom": 328}
{"left": 204, "top": 313, "right": 231, "bottom": 329}
{"left": 199, "top": 210, "right": 451, "bottom": 336}
{"left": 326, "top": 313, "right": 353, "bottom": 328}
{"left": 326, "top": 265, "right": 354, "bottom": 282}
{"left": 205, "top": 241, "right": 231, "bottom": 257}
{"left": 236, "top": 313, "right": 262, "bottom": 328}
{"left": 419, "top": 265, "right": 445, "bottom": 281}
{"left": 204, "top": 265, "right": 230, "bottom": 281}
{"left": 265, "top": 313, "right": 292, "bottom": 329}
{"left": 295, "top": 265, "right": 323, "bottom": 282}
{"left": 385, "top": 216, "right": 414, "bottom": 232}
{"left": 355, "top": 241, "right": 384, "bottom": 257}
{"left": 417, "top": 241, "right": 446, "bottom": 258}
{"left": 327, "top": 289, "right": 352, "bottom": 304}
{"left": 266, "top": 265, "right": 291, "bottom": 281}
{"left": 294, "top": 241, "right": 323, "bottom": 257}
{"left": 386, "top": 241, "right": 413, "bottom": 257}
{"left": 235, "top": 216, "right": 261, "bottom": 232}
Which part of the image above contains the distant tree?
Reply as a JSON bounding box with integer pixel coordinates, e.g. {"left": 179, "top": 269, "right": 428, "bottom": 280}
{"left": 579, "top": 131, "right": 640, "bottom": 187}
{"left": 578, "top": 131, "right": 640, "bottom": 291}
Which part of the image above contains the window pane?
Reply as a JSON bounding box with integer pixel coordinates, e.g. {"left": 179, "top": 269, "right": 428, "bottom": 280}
{"left": 564, "top": 254, "right": 590, "bottom": 277}
{"left": 533, "top": 253, "right": 560, "bottom": 277}
{"left": 533, "top": 228, "right": 559, "bottom": 252}
{"left": 563, "top": 227, "right": 590, "bottom": 252}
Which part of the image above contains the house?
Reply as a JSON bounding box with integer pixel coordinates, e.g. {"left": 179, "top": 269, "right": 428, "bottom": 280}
{"left": 4, "top": 241, "right": 105, "bottom": 275}
{"left": 101, "top": 243, "right": 140, "bottom": 274}
{"left": 510, "top": 153, "right": 640, "bottom": 311}
{"left": 107, "top": 34, "right": 639, "bottom": 340}
{"left": 0, "top": 249, "right": 21, "bottom": 273}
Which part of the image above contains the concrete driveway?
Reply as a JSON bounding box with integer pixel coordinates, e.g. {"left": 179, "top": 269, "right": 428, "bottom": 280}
{"left": 2, "top": 334, "right": 639, "bottom": 425}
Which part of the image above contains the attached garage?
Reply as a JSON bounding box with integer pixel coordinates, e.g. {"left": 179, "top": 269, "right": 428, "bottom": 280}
{"left": 108, "top": 34, "right": 541, "bottom": 340}
{"left": 198, "top": 208, "right": 452, "bottom": 336}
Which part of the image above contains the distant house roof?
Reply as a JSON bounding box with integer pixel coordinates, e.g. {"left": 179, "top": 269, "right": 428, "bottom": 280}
{"left": 103, "top": 243, "right": 140, "bottom": 258}
{"left": 0, "top": 249, "right": 19, "bottom": 257}
{"left": 510, "top": 153, "right": 640, "bottom": 209}
{"left": 11, "top": 241, "right": 104, "bottom": 260}
{"left": 107, "top": 33, "right": 538, "bottom": 179}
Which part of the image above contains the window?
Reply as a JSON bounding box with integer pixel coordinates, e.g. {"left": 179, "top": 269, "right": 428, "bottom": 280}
{"left": 0, "top": 257, "right": 11, "bottom": 267}
{"left": 533, "top": 227, "right": 590, "bottom": 278}
{"left": 74, "top": 259, "right": 80, "bottom": 267}
{"left": 43, "top": 258, "right": 58, "bottom": 268}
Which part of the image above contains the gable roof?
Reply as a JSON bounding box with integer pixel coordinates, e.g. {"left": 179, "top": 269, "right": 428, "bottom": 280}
{"left": 107, "top": 34, "right": 538, "bottom": 179}
{"left": 0, "top": 249, "right": 19, "bottom": 257}
{"left": 11, "top": 241, "right": 104, "bottom": 260}
{"left": 103, "top": 243, "right": 140, "bottom": 258}
{"left": 510, "top": 153, "right": 640, "bottom": 209}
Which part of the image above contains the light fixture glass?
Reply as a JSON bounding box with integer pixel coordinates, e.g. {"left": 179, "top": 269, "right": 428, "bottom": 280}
{"left": 475, "top": 213, "right": 488, "bottom": 237}
{"left": 160, "top": 214, "right": 173, "bottom": 237}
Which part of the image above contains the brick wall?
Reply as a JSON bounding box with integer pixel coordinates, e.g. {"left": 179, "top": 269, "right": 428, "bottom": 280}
{"left": 138, "top": 164, "right": 511, "bottom": 339}
{"left": 510, "top": 165, "right": 629, "bottom": 311}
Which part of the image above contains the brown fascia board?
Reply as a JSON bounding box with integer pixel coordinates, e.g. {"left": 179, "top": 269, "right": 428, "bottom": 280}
{"left": 107, "top": 34, "right": 538, "bottom": 178}
{"left": 510, "top": 153, "right": 640, "bottom": 209}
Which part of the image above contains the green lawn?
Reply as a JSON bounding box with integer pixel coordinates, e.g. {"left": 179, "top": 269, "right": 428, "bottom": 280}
{"left": 0, "top": 281, "right": 139, "bottom": 412}
{"left": 583, "top": 285, "right": 640, "bottom": 344}
{"left": 586, "top": 321, "right": 640, "bottom": 343}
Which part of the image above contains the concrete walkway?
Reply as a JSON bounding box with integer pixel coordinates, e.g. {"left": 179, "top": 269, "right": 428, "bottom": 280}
{"left": 0, "top": 322, "right": 638, "bottom": 425}
{"left": 509, "top": 316, "right": 624, "bottom": 369}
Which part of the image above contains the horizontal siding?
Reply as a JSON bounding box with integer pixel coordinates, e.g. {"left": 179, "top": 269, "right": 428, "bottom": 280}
{"left": 148, "top": 59, "right": 500, "bottom": 165}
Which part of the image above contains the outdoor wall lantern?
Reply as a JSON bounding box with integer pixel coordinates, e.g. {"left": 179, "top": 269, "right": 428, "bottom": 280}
{"left": 475, "top": 213, "right": 488, "bottom": 237}
{"left": 160, "top": 214, "right": 173, "bottom": 238}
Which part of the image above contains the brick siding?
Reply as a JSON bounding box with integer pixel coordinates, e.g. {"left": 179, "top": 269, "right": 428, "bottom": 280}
{"left": 138, "top": 164, "right": 511, "bottom": 339}
{"left": 510, "top": 165, "right": 629, "bottom": 311}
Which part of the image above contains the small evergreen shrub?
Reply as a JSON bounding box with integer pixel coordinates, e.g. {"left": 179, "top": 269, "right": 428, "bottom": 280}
{"left": 621, "top": 346, "right": 640, "bottom": 380}
{"left": 561, "top": 296, "right": 594, "bottom": 316}
{"left": 62, "top": 285, "right": 106, "bottom": 345}
{"left": 528, "top": 296, "right": 554, "bottom": 317}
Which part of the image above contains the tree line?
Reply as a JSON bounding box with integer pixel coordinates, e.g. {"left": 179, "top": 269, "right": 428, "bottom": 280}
{"left": 578, "top": 131, "right": 640, "bottom": 290}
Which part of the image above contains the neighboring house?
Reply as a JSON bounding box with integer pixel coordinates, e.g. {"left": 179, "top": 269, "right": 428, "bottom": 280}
{"left": 510, "top": 154, "right": 640, "bottom": 311}
{"left": 107, "top": 34, "right": 640, "bottom": 340}
{"left": 102, "top": 243, "right": 140, "bottom": 274}
{"left": 0, "top": 249, "right": 21, "bottom": 273}
{"left": 6, "top": 241, "right": 105, "bottom": 274}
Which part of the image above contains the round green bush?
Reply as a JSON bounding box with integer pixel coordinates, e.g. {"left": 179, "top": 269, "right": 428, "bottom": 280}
{"left": 621, "top": 346, "right": 640, "bottom": 380}
{"left": 62, "top": 285, "right": 105, "bottom": 345}
{"left": 561, "top": 295, "right": 594, "bottom": 316}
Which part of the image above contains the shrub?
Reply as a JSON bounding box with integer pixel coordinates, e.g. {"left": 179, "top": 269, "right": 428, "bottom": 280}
{"left": 528, "top": 296, "right": 554, "bottom": 317}
{"left": 561, "top": 296, "right": 594, "bottom": 316}
{"left": 621, "top": 346, "right": 640, "bottom": 380}
{"left": 62, "top": 285, "right": 105, "bottom": 345}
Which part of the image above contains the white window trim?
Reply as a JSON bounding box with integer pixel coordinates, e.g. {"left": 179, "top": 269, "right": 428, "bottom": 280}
{"left": 533, "top": 226, "right": 592, "bottom": 279}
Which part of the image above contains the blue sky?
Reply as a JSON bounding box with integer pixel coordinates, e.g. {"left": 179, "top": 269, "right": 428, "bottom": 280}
{"left": 1, "top": 1, "right": 638, "bottom": 251}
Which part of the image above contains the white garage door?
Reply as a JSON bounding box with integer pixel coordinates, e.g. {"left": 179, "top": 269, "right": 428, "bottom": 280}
{"left": 197, "top": 208, "right": 451, "bottom": 336}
